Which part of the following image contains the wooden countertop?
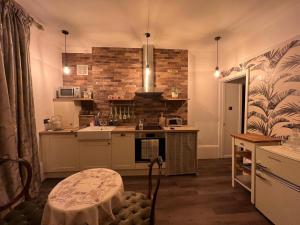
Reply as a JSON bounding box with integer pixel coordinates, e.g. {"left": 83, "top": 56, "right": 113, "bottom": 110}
{"left": 231, "top": 133, "right": 281, "bottom": 143}
{"left": 39, "top": 129, "right": 78, "bottom": 135}
{"left": 40, "top": 126, "right": 199, "bottom": 134}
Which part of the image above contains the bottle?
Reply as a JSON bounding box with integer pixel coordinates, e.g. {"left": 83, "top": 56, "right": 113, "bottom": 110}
{"left": 138, "top": 120, "right": 144, "bottom": 130}
{"left": 159, "top": 112, "right": 166, "bottom": 128}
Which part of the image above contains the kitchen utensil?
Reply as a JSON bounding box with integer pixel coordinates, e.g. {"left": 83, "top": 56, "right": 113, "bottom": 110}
{"left": 127, "top": 106, "right": 130, "bottom": 119}
{"left": 119, "top": 107, "right": 122, "bottom": 120}
{"left": 131, "top": 108, "right": 135, "bottom": 120}
{"left": 114, "top": 106, "right": 118, "bottom": 122}
{"left": 123, "top": 107, "right": 127, "bottom": 120}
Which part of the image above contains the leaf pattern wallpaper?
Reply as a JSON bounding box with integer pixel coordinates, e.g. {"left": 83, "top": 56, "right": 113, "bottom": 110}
{"left": 222, "top": 39, "right": 300, "bottom": 139}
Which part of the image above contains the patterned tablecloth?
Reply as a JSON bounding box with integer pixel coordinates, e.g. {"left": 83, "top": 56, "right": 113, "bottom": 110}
{"left": 41, "top": 168, "right": 124, "bottom": 225}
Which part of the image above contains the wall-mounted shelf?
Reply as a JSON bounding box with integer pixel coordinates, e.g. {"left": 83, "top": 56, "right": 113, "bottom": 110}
{"left": 107, "top": 99, "right": 135, "bottom": 102}
{"left": 54, "top": 98, "right": 94, "bottom": 102}
{"left": 161, "top": 98, "right": 190, "bottom": 102}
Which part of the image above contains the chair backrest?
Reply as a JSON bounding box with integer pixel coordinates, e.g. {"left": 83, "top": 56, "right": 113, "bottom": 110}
{"left": 0, "top": 158, "right": 32, "bottom": 211}
{"left": 147, "top": 156, "right": 163, "bottom": 225}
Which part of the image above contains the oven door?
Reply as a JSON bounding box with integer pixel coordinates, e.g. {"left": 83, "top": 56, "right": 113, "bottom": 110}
{"left": 135, "top": 137, "right": 165, "bottom": 162}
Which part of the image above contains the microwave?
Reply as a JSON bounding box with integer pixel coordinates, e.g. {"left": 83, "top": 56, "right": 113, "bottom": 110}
{"left": 58, "top": 87, "right": 81, "bottom": 98}
{"left": 166, "top": 118, "right": 182, "bottom": 127}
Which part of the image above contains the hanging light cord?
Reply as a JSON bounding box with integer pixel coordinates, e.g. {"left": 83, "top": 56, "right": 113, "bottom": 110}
{"left": 146, "top": 1, "right": 150, "bottom": 68}
{"left": 64, "top": 33, "right": 67, "bottom": 67}
{"left": 216, "top": 39, "right": 219, "bottom": 68}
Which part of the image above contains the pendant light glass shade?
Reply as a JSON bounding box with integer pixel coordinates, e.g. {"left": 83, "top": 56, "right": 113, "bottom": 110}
{"left": 62, "top": 30, "right": 70, "bottom": 75}
{"left": 63, "top": 66, "right": 70, "bottom": 75}
{"left": 144, "top": 32, "right": 151, "bottom": 92}
{"left": 214, "top": 36, "right": 221, "bottom": 78}
{"left": 214, "top": 66, "right": 220, "bottom": 78}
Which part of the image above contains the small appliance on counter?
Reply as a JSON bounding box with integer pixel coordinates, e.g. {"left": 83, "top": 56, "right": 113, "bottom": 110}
{"left": 166, "top": 117, "right": 182, "bottom": 127}
{"left": 50, "top": 115, "right": 63, "bottom": 131}
{"left": 57, "top": 86, "right": 81, "bottom": 98}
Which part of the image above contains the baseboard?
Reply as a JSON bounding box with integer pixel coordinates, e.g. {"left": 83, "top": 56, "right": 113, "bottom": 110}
{"left": 197, "top": 145, "right": 219, "bottom": 159}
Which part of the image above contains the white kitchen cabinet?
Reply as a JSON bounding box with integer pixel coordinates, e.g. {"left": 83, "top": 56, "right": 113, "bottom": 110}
{"left": 255, "top": 146, "right": 300, "bottom": 225}
{"left": 40, "top": 133, "right": 79, "bottom": 172}
{"left": 79, "top": 140, "right": 112, "bottom": 170}
{"left": 111, "top": 133, "right": 135, "bottom": 170}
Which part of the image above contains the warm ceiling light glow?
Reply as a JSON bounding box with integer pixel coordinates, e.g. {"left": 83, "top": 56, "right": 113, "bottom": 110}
{"left": 214, "top": 67, "right": 220, "bottom": 78}
{"left": 63, "top": 66, "right": 70, "bottom": 75}
{"left": 145, "top": 65, "right": 150, "bottom": 92}
{"left": 214, "top": 36, "right": 221, "bottom": 78}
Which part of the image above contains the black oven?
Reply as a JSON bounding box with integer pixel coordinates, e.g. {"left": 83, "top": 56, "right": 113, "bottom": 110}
{"left": 135, "top": 132, "right": 165, "bottom": 162}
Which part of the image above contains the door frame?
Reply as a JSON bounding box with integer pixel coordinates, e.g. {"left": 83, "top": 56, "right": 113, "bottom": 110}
{"left": 218, "top": 69, "right": 250, "bottom": 158}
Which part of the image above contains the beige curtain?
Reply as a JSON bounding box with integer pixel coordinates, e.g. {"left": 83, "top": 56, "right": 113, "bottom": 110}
{"left": 0, "top": 0, "right": 41, "bottom": 206}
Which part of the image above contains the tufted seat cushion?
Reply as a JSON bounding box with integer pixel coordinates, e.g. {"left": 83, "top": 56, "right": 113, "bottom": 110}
{"left": 110, "top": 191, "right": 152, "bottom": 225}
{"left": 0, "top": 200, "right": 44, "bottom": 225}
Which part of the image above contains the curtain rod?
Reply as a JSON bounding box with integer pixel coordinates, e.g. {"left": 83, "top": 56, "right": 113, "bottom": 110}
{"left": 12, "top": 0, "right": 45, "bottom": 31}
{"left": 32, "top": 19, "right": 45, "bottom": 31}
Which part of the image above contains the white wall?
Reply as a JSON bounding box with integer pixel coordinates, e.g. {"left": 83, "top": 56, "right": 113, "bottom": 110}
{"left": 188, "top": 50, "right": 220, "bottom": 159}
{"left": 30, "top": 27, "right": 63, "bottom": 133}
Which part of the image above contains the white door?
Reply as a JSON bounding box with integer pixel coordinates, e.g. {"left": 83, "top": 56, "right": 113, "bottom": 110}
{"left": 223, "top": 83, "right": 241, "bottom": 157}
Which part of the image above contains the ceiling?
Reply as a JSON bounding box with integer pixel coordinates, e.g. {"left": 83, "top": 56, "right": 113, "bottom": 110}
{"left": 17, "top": 0, "right": 300, "bottom": 53}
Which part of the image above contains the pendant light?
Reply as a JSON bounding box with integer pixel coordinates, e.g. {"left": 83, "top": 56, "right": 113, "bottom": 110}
{"left": 145, "top": 32, "right": 151, "bottom": 92}
{"left": 62, "top": 30, "right": 70, "bottom": 75}
{"left": 214, "top": 36, "right": 221, "bottom": 78}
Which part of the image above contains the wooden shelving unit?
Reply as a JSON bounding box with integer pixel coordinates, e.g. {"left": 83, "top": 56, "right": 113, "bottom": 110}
{"left": 54, "top": 98, "right": 94, "bottom": 102}
{"left": 231, "top": 133, "right": 281, "bottom": 204}
{"left": 160, "top": 98, "right": 190, "bottom": 101}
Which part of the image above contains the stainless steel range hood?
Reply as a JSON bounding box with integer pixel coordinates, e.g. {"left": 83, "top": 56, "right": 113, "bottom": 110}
{"left": 135, "top": 45, "right": 163, "bottom": 96}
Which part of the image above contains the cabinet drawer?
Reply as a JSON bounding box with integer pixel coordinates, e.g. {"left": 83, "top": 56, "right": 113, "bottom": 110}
{"left": 234, "top": 138, "right": 255, "bottom": 151}
{"left": 256, "top": 171, "right": 300, "bottom": 225}
{"left": 112, "top": 133, "right": 134, "bottom": 138}
{"left": 257, "top": 147, "right": 300, "bottom": 186}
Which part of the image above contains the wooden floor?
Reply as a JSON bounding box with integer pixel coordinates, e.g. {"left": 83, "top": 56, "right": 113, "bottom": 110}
{"left": 40, "top": 159, "right": 272, "bottom": 225}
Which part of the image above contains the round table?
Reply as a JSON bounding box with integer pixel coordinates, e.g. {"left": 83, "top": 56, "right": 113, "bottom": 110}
{"left": 41, "top": 168, "right": 124, "bottom": 225}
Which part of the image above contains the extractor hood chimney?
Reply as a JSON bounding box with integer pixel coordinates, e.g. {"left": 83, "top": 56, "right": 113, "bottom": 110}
{"left": 135, "top": 34, "right": 162, "bottom": 96}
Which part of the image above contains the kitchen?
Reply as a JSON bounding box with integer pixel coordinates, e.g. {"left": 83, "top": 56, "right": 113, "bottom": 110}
{"left": 0, "top": 0, "right": 300, "bottom": 225}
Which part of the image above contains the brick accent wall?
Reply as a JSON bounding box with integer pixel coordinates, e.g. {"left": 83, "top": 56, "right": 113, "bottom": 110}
{"left": 62, "top": 47, "right": 188, "bottom": 126}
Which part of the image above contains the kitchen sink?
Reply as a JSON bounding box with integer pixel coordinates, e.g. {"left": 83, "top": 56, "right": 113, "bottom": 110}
{"left": 77, "top": 126, "right": 116, "bottom": 140}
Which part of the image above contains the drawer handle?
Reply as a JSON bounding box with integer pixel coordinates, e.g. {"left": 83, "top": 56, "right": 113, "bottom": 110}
{"left": 256, "top": 172, "right": 267, "bottom": 181}
{"left": 256, "top": 163, "right": 269, "bottom": 171}
{"left": 121, "top": 133, "right": 126, "bottom": 136}
{"left": 240, "top": 142, "right": 244, "bottom": 146}
{"left": 268, "top": 156, "right": 281, "bottom": 163}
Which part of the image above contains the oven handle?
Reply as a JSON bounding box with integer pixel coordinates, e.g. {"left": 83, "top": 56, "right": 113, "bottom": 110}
{"left": 256, "top": 169, "right": 300, "bottom": 192}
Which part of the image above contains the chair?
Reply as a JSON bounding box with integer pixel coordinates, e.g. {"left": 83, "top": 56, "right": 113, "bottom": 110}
{"left": 110, "top": 156, "right": 163, "bottom": 225}
{"left": 0, "top": 158, "right": 44, "bottom": 225}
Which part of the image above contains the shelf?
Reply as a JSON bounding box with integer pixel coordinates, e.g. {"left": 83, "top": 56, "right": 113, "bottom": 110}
{"left": 107, "top": 99, "right": 135, "bottom": 102}
{"left": 235, "top": 175, "right": 251, "bottom": 191}
{"left": 161, "top": 98, "right": 190, "bottom": 101}
{"left": 54, "top": 98, "right": 94, "bottom": 102}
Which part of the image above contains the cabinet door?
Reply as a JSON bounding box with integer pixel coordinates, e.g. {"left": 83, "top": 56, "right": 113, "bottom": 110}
{"left": 166, "top": 132, "right": 197, "bottom": 175}
{"left": 112, "top": 133, "right": 135, "bottom": 170}
{"left": 41, "top": 134, "right": 79, "bottom": 172}
{"left": 79, "top": 141, "right": 111, "bottom": 170}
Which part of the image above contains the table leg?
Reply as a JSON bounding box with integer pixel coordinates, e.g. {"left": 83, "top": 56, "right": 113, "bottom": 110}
{"left": 232, "top": 138, "right": 235, "bottom": 188}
